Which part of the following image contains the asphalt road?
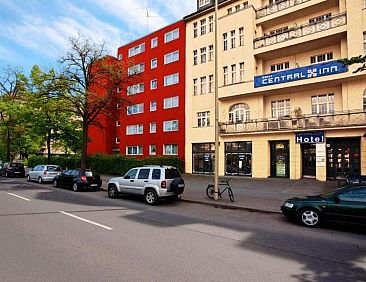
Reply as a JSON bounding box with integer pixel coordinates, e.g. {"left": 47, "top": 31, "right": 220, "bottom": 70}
{"left": 0, "top": 177, "right": 365, "bottom": 282}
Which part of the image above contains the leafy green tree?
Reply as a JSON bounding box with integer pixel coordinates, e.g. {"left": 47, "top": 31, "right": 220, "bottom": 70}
{"left": 59, "top": 35, "right": 137, "bottom": 168}
{"left": 340, "top": 55, "right": 366, "bottom": 73}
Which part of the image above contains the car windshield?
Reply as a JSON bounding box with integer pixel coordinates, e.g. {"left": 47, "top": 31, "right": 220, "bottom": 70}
{"left": 84, "top": 171, "right": 94, "bottom": 177}
{"left": 165, "top": 168, "right": 181, "bottom": 179}
{"left": 47, "top": 166, "right": 60, "bottom": 172}
{"left": 10, "top": 163, "right": 23, "bottom": 168}
{"left": 321, "top": 187, "right": 346, "bottom": 199}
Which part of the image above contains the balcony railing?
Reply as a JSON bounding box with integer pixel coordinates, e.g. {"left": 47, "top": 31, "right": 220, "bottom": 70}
{"left": 254, "top": 13, "right": 347, "bottom": 49}
{"left": 220, "top": 110, "right": 366, "bottom": 134}
{"left": 256, "top": 0, "right": 311, "bottom": 19}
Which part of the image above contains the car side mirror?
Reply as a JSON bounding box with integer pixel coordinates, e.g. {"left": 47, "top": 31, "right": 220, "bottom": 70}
{"left": 124, "top": 175, "right": 130, "bottom": 179}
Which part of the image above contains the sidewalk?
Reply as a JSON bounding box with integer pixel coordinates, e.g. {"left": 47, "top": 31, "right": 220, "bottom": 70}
{"left": 100, "top": 174, "right": 339, "bottom": 214}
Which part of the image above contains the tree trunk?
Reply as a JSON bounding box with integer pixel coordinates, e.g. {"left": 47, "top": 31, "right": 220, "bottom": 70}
{"left": 81, "top": 122, "right": 88, "bottom": 169}
{"left": 47, "top": 129, "right": 51, "bottom": 165}
{"left": 6, "top": 127, "right": 11, "bottom": 162}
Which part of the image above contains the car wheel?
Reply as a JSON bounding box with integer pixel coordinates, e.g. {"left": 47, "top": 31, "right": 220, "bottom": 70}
{"left": 72, "top": 183, "right": 79, "bottom": 192}
{"left": 27, "top": 175, "right": 31, "bottom": 182}
{"left": 300, "top": 208, "right": 321, "bottom": 227}
{"left": 108, "top": 185, "right": 118, "bottom": 198}
{"left": 53, "top": 179, "right": 59, "bottom": 188}
{"left": 145, "top": 189, "right": 158, "bottom": 205}
{"left": 38, "top": 177, "right": 43, "bottom": 184}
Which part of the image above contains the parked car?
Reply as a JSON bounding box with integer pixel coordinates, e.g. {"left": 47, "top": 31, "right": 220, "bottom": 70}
{"left": 27, "top": 165, "right": 62, "bottom": 184}
{"left": 53, "top": 169, "right": 102, "bottom": 191}
{"left": 0, "top": 162, "right": 25, "bottom": 178}
{"left": 107, "top": 165, "right": 185, "bottom": 205}
{"left": 281, "top": 186, "right": 366, "bottom": 227}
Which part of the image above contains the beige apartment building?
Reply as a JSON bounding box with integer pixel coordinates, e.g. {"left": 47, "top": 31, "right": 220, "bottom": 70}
{"left": 184, "top": 0, "right": 366, "bottom": 181}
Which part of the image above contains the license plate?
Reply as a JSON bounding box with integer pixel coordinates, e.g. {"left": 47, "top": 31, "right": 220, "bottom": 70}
{"left": 178, "top": 184, "right": 184, "bottom": 188}
{"left": 91, "top": 184, "right": 98, "bottom": 187}
{"left": 14, "top": 172, "right": 20, "bottom": 174}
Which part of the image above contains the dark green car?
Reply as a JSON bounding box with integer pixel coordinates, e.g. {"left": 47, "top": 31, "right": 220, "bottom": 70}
{"left": 281, "top": 186, "right": 366, "bottom": 227}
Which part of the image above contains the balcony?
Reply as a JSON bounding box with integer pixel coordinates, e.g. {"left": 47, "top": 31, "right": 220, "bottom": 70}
{"left": 220, "top": 110, "right": 366, "bottom": 135}
{"left": 253, "top": 13, "right": 346, "bottom": 49}
{"left": 256, "top": 0, "right": 311, "bottom": 19}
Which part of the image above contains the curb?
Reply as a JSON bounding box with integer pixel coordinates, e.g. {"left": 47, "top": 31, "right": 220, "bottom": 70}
{"left": 101, "top": 185, "right": 281, "bottom": 215}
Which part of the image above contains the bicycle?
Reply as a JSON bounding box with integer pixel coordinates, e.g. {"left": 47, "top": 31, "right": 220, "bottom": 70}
{"left": 206, "top": 178, "right": 234, "bottom": 202}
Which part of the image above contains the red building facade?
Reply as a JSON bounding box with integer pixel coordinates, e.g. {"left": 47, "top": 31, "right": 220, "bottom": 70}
{"left": 88, "top": 20, "right": 186, "bottom": 160}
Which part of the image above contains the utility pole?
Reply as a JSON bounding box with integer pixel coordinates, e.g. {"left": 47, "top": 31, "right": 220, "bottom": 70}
{"left": 213, "top": 0, "right": 219, "bottom": 200}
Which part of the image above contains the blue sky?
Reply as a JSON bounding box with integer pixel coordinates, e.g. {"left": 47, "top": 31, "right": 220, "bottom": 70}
{"left": 0, "top": 0, "right": 196, "bottom": 73}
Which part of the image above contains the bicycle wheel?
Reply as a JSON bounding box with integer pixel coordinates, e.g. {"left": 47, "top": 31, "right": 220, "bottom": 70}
{"left": 206, "top": 185, "right": 215, "bottom": 199}
{"left": 228, "top": 187, "right": 234, "bottom": 202}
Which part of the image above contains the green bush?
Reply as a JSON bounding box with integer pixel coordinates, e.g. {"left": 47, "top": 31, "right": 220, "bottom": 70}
{"left": 27, "top": 154, "right": 184, "bottom": 175}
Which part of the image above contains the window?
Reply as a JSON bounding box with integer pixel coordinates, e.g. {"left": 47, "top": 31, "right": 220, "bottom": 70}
{"left": 116, "top": 103, "right": 121, "bottom": 109}
{"left": 164, "top": 73, "right": 179, "bottom": 86}
{"left": 117, "top": 87, "right": 121, "bottom": 93}
{"left": 193, "top": 50, "right": 198, "bottom": 65}
{"left": 338, "top": 188, "right": 366, "bottom": 202}
{"left": 164, "top": 50, "right": 179, "bottom": 64}
{"left": 363, "top": 89, "right": 366, "bottom": 110}
{"left": 209, "top": 16, "right": 213, "bottom": 32}
{"left": 227, "top": 8, "right": 233, "bottom": 14}
{"left": 208, "top": 45, "right": 214, "bottom": 61}
{"left": 230, "top": 30, "right": 236, "bottom": 49}
{"left": 223, "top": 66, "right": 228, "bottom": 85}
{"left": 115, "top": 137, "right": 120, "bottom": 144}
{"left": 125, "top": 169, "right": 138, "bottom": 179}
{"left": 127, "top": 83, "right": 144, "bottom": 95}
{"left": 198, "top": 0, "right": 210, "bottom": 8}
{"left": 270, "top": 26, "right": 288, "bottom": 35}
{"left": 271, "top": 62, "right": 290, "bottom": 72}
{"left": 165, "top": 28, "right": 179, "bottom": 43}
{"left": 116, "top": 120, "right": 121, "bottom": 127}
{"left": 118, "top": 54, "right": 123, "bottom": 60}
{"left": 126, "top": 146, "right": 143, "bottom": 155}
{"left": 235, "top": 4, "right": 240, "bottom": 12}
{"left": 193, "top": 78, "right": 198, "bottom": 95}
{"left": 128, "top": 43, "right": 145, "bottom": 57}
{"left": 150, "top": 122, "right": 157, "bottom": 133}
{"left": 138, "top": 169, "right": 150, "bottom": 179}
{"left": 150, "top": 79, "right": 157, "bottom": 90}
{"left": 309, "top": 13, "right": 331, "bottom": 24}
{"left": 200, "top": 19, "right": 206, "bottom": 35}
{"left": 311, "top": 94, "right": 334, "bottom": 114}
{"left": 223, "top": 33, "right": 228, "bottom": 51}
{"left": 163, "top": 120, "right": 178, "bottom": 132}
{"left": 128, "top": 63, "right": 145, "bottom": 75}
{"left": 200, "top": 47, "right": 206, "bottom": 63}
{"left": 150, "top": 101, "right": 157, "bottom": 111}
{"left": 151, "top": 37, "right": 158, "bottom": 48}
{"left": 200, "top": 76, "right": 207, "bottom": 94}
{"left": 163, "top": 144, "right": 178, "bottom": 155}
{"left": 229, "top": 103, "right": 250, "bottom": 123}
{"left": 239, "top": 27, "right": 244, "bottom": 46}
{"left": 310, "top": 52, "right": 333, "bottom": 64}
{"left": 197, "top": 111, "right": 210, "bottom": 127}
{"left": 193, "top": 22, "right": 198, "bottom": 38}
{"left": 239, "top": 62, "right": 245, "bottom": 82}
{"left": 126, "top": 124, "right": 143, "bottom": 135}
{"left": 149, "top": 145, "right": 156, "bottom": 155}
{"left": 151, "top": 58, "right": 158, "bottom": 69}
{"left": 231, "top": 64, "right": 236, "bottom": 84}
{"left": 209, "top": 75, "right": 214, "bottom": 93}
{"left": 164, "top": 96, "right": 179, "bottom": 109}
{"left": 127, "top": 103, "right": 144, "bottom": 115}
{"left": 152, "top": 168, "right": 160, "bottom": 179}
{"left": 271, "top": 99, "right": 290, "bottom": 118}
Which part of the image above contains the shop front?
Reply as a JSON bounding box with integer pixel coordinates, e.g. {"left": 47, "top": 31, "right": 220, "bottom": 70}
{"left": 192, "top": 143, "right": 215, "bottom": 174}
{"left": 270, "top": 141, "right": 290, "bottom": 178}
{"left": 225, "top": 141, "right": 252, "bottom": 176}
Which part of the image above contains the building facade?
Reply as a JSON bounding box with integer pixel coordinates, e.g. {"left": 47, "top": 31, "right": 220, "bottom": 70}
{"left": 185, "top": 0, "right": 366, "bottom": 181}
{"left": 88, "top": 21, "right": 186, "bottom": 160}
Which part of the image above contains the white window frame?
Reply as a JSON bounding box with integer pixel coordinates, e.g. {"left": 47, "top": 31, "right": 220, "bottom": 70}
{"left": 128, "top": 63, "right": 145, "bottom": 75}
{"left": 118, "top": 54, "right": 123, "bottom": 60}
{"left": 231, "top": 64, "right": 236, "bottom": 84}
{"left": 271, "top": 62, "right": 290, "bottom": 72}
{"left": 116, "top": 103, "right": 121, "bottom": 109}
{"left": 223, "top": 33, "right": 228, "bottom": 51}
{"left": 127, "top": 103, "right": 144, "bottom": 115}
{"left": 163, "top": 144, "right": 178, "bottom": 156}
{"left": 200, "top": 19, "right": 206, "bottom": 36}
{"left": 208, "top": 16, "right": 213, "bottom": 33}
{"left": 151, "top": 37, "right": 158, "bottom": 48}
{"left": 150, "top": 79, "right": 157, "bottom": 90}
{"left": 200, "top": 76, "right": 207, "bottom": 94}
{"left": 128, "top": 43, "right": 145, "bottom": 57}
{"left": 126, "top": 146, "right": 143, "bottom": 156}
{"left": 271, "top": 99, "right": 291, "bottom": 118}
{"left": 150, "top": 122, "right": 157, "bottom": 133}
{"left": 198, "top": 0, "right": 210, "bottom": 8}
{"left": 193, "top": 78, "right": 198, "bottom": 95}
{"left": 164, "top": 28, "right": 179, "bottom": 43}
{"left": 163, "top": 120, "right": 179, "bottom": 132}
{"left": 223, "top": 66, "right": 228, "bottom": 85}
{"left": 208, "top": 45, "right": 214, "bottom": 61}
{"left": 164, "top": 50, "right": 179, "bottom": 64}
{"left": 311, "top": 94, "right": 334, "bottom": 114}
{"left": 117, "top": 87, "right": 121, "bottom": 93}
{"left": 115, "top": 137, "right": 120, "bottom": 144}
{"left": 239, "top": 62, "right": 245, "bottom": 82}
{"left": 127, "top": 83, "right": 144, "bottom": 95}
{"left": 197, "top": 111, "right": 210, "bottom": 127}
{"left": 150, "top": 101, "right": 157, "bottom": 112}
{"left": 239, "top": 27, "right": 244, "bottom": 46}
{"left": 151, "top": 58, "right": 158, "bottom": 69}
{"left": 193, "top": 50, "right": 198, "bottom": 65}
{"left": 164, "top": 73, "right": 179, "bottom": 86}
{"left": 193, "top": 22, "right": 198, "bottom": 38}
{"left": 310, "top": 52, "right": 333, "bottom": 64}
{"left": 229, "top": 104, "right": 250, "bottom": 123}
{"left": 116, "top": 120, "right": 121, "bottom": 127}
{"left": 209, "top": 75, "right": 214, "bottom": 93}
{"left": 230, "top": 30, "right": 236, "bottom": 49}
{"left": 200, "top": 47, "right": 207, "bottom": 64}
{"left": 149, "top": 145, "right": 156, "bottom": 155}
{"left": 126, "top": 124, "right": 143, "bottom": 135}
{"left": 164, "top": 96, "right": 179, "bottom": 109}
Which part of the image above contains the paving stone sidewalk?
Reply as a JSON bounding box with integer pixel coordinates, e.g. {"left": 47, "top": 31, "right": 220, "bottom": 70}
{"left": 101, "top": 174, "right": 339, "bottom": 214}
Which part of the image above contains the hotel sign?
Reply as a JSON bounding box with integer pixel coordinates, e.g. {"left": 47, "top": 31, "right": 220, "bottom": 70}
{"left": 254, "top": 61, "right": 348, "bottom": 88}
{"left": 296, "top": 132, "right": 325, "bottom": 144}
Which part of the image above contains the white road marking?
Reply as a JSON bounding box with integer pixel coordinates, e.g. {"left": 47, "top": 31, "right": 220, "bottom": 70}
{"left": 7, "top": 193, "right": 31, "bottom": 201}
{"left": 59, "top": 211, "right": 113, "bottom": 230}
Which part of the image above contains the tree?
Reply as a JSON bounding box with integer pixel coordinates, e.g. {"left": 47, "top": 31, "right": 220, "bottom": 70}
{"left": 59, "top": 35, "right": 136, "bottom": 168}
{"left": 340, "top": 55, "right": 366, "bottom": 73}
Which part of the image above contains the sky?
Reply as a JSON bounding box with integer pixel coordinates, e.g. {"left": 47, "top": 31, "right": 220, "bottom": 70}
{"left": 0, "top": 0, "right": 196, "bottom": 73}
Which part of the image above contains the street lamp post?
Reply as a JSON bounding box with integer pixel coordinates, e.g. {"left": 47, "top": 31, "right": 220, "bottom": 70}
{"left": 213, "top": 0, "right": 219, "bottom": 200}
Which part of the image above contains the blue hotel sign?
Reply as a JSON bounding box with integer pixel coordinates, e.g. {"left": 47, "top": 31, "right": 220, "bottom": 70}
{"left": 296, "top": 132, "right": 325, "bottom": 144}
{"left": 254, "top": 61, "right": 348, "bottom": 88}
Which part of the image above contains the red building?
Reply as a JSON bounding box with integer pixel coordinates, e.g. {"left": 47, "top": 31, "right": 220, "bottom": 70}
{"left": 88, "top": 20, "right": 186, "bottom": 160}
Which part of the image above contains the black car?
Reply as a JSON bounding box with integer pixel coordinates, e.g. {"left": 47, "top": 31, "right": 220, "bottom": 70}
{"left": 281, "top": 186, "right": 366, "bottom": 227}
{"left": 0, "top": 162, "right": 25, "bottom": 178}
{"left": 53, "top": 169, "right": 102, "bottom": 191}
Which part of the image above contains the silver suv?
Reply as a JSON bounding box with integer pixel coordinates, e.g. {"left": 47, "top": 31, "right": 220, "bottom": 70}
{"left": 107, "top": 166, "right": 185, "bottom": 205}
